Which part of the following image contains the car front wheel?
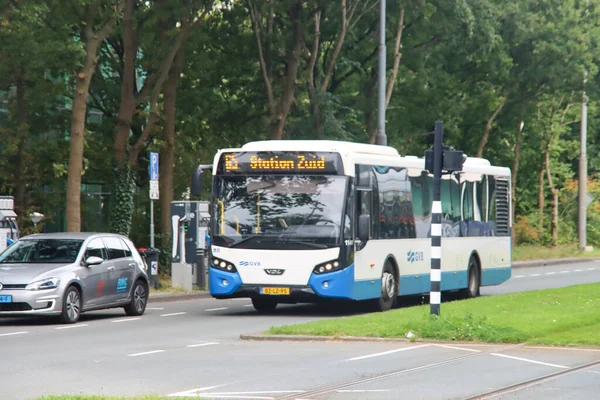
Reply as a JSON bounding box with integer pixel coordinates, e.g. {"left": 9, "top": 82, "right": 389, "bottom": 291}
{"left": 124, "top": 279, "right": 148, "bottom": 316}
{"left": 59, "top": 285, "right": 81, "bottom": 324}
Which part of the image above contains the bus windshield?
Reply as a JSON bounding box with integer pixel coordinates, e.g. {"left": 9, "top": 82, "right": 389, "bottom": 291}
{"left": 213, "top": 175, "right": 349, "bottom": 249}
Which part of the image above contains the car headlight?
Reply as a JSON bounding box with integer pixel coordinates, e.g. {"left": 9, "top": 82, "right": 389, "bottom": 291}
{"left": 26, "top": 277, "right": 60, "bottom": 290}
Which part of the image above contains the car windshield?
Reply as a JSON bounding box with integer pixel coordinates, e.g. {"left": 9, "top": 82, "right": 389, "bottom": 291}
{"left": 213, "top": 175, "right": 349, "bottom": 249}
{"left": 0, "top": 239, "right": 84, "bottom": 264}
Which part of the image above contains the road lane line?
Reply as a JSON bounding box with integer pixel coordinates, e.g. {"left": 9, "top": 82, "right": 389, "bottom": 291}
{"left": 531, "top": 274, "right": 541, "bottom": 277}
{"left": 186, "top": 342, "right": 219, "bottom": 348}
{"left": 337, "top": 389, "right": 390, "bottom": 393}
{"left": 243, "top": 304, "right": 253, "bottom": 307}
{"left": 111, "top": 317, "right": 141, "bottom": 323}
{"left": 167, "top": 385, "right": 226, "bottom": 397}
{"left": 345, "top": 344, "right": 430, "bottom": 361}
{"left": 514, "top": 275, "right": 525, "bottom": 278}
{"left": 588, "top": 268, "right": 596, "bottom": 271}
{"left": 491, "top": 353, "right": 569, "bottom": 369}
{"left": 147, "top": 307, "right": 165, "bottom": 310}
{"left": 546, "top": 272, "right": 556, "bottom": 275}
{"left": 160, "top": 312, "right": 187, "bottom": 317}
{"left": 560, "top": 271, "right": 569, "bottom": 274}
{"left": 0, "top": 331, "right": 27, "bottom": 337}
{"left": 127, "top": 350, "right": 165, "bottom": 357}
{"left": 205, "top": 307, "right": 228, "bottom": 312}
{"left": 433, "top": 344, "right": 481, "bottom": 353}
{"left": 575, "top": 269, "right": 584, "bottom": 272}
{"left": 56, "top": 324, "right": 88, "bottom": 330}
{"left": 588, "top": 370, "right": 600, "bottom": 375}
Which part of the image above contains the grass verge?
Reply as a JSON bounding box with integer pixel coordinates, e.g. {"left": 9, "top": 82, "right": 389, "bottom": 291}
{"left": 513, "top": 244, "right": 600, "bottom": 261}
{"left": 36, "top": 397, "right": 176, "bottom": 400}
{"left": 268, "top": 282, "right": 600, "bottom": 347}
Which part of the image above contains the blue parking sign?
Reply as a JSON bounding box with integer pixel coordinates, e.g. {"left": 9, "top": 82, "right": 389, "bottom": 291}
{"left": 150, "top": 152, "right": 159, "bottom": 181}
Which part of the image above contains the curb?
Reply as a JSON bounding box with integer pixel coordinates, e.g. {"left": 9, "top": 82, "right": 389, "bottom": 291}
{"left": 240, "top": 334, "right": 412, "bottom": 343}
{"left": 512, "top": 257, "right": 600, "bottom": 269}
{"left": 148, "top": 291, "right": 212, "bottom": 303}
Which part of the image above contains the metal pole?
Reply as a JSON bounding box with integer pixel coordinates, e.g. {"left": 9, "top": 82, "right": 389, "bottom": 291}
{"left": 430, "top": 120, "right": 443, "bottom": 316}
{"left": 150, "top": 199, "right": 155, "bottom": 248}
{"left": 579, "top": 71, "right": 588, "bottom": 251}
{"left": 375, "top": 0, "right": 387, "bottom": 146}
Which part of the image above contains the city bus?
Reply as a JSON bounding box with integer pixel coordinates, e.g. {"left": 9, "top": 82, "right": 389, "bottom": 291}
{"left": 194, "top": 140, "right": 512, "bottom": 312}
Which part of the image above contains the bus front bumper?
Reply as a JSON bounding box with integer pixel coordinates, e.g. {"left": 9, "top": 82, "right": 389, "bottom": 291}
{"left": 209, "top": 266, "right": 357, "bottom": 302}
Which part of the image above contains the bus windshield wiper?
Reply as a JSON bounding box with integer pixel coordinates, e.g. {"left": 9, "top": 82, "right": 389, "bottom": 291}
{"left": 229, "top": 235, "right": 261, "bottom": 248}
{"left": 276, "top": 239, "right": 327, "bottom": 249}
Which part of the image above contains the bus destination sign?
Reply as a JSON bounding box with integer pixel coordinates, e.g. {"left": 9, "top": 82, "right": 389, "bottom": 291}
{"left": 218, "top": 151, "right": 342, "bottom": 175}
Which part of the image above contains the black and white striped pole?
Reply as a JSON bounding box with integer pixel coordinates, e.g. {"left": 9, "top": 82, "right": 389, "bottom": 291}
{"left": 430, "top": 121, "right": 443, "bottom": 316}
{"left": 424, "top": 121, "right": 465, "bottom": 316}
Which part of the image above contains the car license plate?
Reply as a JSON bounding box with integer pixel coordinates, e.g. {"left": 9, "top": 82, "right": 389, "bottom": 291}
{"left": 260, "top": 287, "right": 290, "bottom": 295}
{"left": 0, "top": 295, "right": 12, "bottom": 303}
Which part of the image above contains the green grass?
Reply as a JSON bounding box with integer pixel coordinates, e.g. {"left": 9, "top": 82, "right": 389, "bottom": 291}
{"left": 268, "top": 282, "right": 600, "bottom": 347}
{"left": 36, "top": 397, "right": 174, "bottom": 400}
{"left": 513, "top": 244, "right": 600, "bottom": 261}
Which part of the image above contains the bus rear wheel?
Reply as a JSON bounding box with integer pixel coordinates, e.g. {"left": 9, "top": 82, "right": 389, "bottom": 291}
{"left": 375, "top": 262, "right": 398, "bottom": 312}
{"left": 251, "top": 297, "right": 278, "bottom": 313}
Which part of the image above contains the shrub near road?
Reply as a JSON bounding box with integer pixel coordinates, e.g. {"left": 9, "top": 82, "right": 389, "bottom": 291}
{"left": 268, "top": 283, "right": 600, "bottom": 347}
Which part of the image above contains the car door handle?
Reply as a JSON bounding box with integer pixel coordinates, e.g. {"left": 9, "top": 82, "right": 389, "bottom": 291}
{"left": 128, "top": 263, "right": 136, "bottom": 268}
{"left": 107, "top": 266, "right": 115, "bottom": 271}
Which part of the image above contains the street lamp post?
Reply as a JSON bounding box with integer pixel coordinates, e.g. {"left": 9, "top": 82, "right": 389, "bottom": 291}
{"left": 375, "top": 0, "right": 387, "bottom": 146}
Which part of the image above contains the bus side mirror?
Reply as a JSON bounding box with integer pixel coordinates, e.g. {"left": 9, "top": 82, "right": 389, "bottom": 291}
{"left": 191, "top": 166, "right": 203, "bottom": 197}
{"left": 358, "top": 215, "right": 370, "bottom": 242}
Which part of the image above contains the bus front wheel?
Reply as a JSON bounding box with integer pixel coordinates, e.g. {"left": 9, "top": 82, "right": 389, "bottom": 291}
{"left": 375, "top": 262, "right": 398, "bottom": 312}
{"left": 251, "top": 297, "right": 278, "bottom": 313}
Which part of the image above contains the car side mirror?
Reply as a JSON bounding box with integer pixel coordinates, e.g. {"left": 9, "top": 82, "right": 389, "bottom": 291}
{"left": 357, "top": 214, "right": 370, "bottom": 242}
{"left": 84, "top": 256, "right": 104, "bottom": 266}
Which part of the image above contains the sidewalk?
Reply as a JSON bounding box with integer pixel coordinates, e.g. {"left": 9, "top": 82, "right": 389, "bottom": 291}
{"left": 147, "top": 257, "right": 600, "bottom": 303}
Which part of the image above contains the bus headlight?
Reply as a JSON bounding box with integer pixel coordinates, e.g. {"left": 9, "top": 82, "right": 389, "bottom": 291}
{"left": 211, "top": 257, "right": 237, "bottom": 273}
{"left": 313, "top": 260, "right": 342, "bottom": 275}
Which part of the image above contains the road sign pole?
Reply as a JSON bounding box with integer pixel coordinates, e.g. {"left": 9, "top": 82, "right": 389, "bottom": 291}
{"left": 430, "top": 121, "right": 443, "bottom": 316}
{"left": 150, "top": 199, "right": 155, "bottom": 248}
{"left": 149, "top": 152, "right": 159, "bottom": 249}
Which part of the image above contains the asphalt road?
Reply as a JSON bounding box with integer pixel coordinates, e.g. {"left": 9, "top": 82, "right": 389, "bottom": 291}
{"left": 1, "top": 260, "right": 599, "bottom": 400}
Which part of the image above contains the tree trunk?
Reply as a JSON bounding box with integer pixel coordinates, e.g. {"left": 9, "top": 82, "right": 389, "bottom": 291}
{"left": 545, "top": 147, "right": 558, "bottom": 246}
{"left": 66, "top": 4, "right": 118, "bottom": 232}
{"left": 511, "top": 99, "right": 527, "bottom": 242}
{"left": 270, "top": 0, "right": 304, "bottom": 140}
{"left": 159, "top": 47, "right": 185, "bottom": 273}
{"left": 13, "top": 70, "right": 27, "bottom": 221}
{"left": 537, "top": 167, "right": 544, "bottom": 232}
{"left": 476, "top": 87, "right": 509, "bottom": 158}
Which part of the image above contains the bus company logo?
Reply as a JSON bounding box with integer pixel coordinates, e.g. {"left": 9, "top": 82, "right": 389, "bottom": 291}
{"left": 264, "top": 269, "right": 285, "bottom": 275}
{"left": 407, "top": 250, "right": 424, "bottom": 264}
{"left": 239, "top": 260, "right": 261, "bottom": 267}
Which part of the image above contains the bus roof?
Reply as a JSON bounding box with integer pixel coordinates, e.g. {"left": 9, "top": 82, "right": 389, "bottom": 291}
{"left": 212, "top": 140, "right": 510, "bottom": 177}
{"left": 240, "top": 140, "right": 400, "bottom": 156}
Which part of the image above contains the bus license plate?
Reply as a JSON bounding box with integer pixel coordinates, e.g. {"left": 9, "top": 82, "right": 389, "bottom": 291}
{"left": 260, "top": 287, "right": 290, "bottom": 295}
{"left": 0, "top": 295, "right": 13, "bottom": 303}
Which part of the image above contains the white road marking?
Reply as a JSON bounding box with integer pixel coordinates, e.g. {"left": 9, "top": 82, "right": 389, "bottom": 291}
{"left": 147, "top": 307, "right": 165, "bottom": 310}
{"left": 111, "top": 317, "right": 141, "bottom": 323}
{"left": 205, "top": 307, "right": 228, "bottom": 312}
{"left": 345, "top": 344, "right": 429, "bottom": 361}
{"left": 127, "top": 350, "right": 165, "bottom": 357}
{"left": 575, "top": 269, "right": 584, "bottom": 272}
{"left": 337, "top": 389, "right": 390, "bottom": 393}
{"left": 588, "top": 268, "right": 596, "bottom": 271}
{"left": 160, "top": 312, "right": 187, "bottom": 317}
{"left": 433, "top": 344, "right": 481, "bottom": 353}
{"left": 167, "top": 385, "right": 227, "bottom": 397}
{"left": 546, "top": 272, "right": 556, "bottom": 275}
{"left": 587, "top": 370, "right": 600, "bottom": 375}
{"left": 531, "top": 274, "right": 541, "bottom": 277}
{"left": 232, "top": 298, "right": 249, "bottom": 301}
{"left": 491, "top": 353, "right": 569, "bottom": 369}
{"left": 514, "top": 275, "right": 525, "bottom": 278}
{"left": 560, "top": 271, "right": 569, "bottom": 274}
{"left": 0, "top": 331, "right": 27, "bottom": 337}
{"left": 56, "top": 324, "right": 88, "bottom": 330}
{"left": 186, "top": 342, "right": 219, "bottom": 348}
{"left": 243, "top": 304, "right": 253, "bottom": 307}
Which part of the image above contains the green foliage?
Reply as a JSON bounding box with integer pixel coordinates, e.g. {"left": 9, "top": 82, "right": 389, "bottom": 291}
{"left": 419, "top": 313, "right": 526, "bottom": 343}
{"left": 109, "top": 162, "right": 135, "bottom": 236}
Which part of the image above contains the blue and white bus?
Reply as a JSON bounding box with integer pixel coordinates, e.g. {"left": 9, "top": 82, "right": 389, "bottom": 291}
{"left": 195, "top": 140, "right": 512, "bottom": 312}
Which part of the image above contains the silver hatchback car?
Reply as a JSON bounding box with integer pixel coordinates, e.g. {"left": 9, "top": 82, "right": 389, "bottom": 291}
{"left": 0, "top": 232, "right": 150, "bottom": 324}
